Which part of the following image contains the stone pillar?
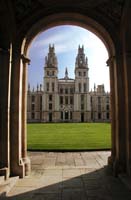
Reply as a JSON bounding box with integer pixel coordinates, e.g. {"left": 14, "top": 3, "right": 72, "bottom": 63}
{"left": 108, "top": 55, "right": 127, "bottom": 175}
{"left": 0, "top": 47, "right": 11, "bottom": 179}
{"left": 107, "top": 57, "right": 116, "bottom": 166}
{"left": 123, "top": 52, "right": 131, "bottom": 175}
{"left": 21, "top": 55, "right": 31, "bottom": 176}
{"left": 122, "top": 1, "right": 131, "bottom": 176}
{"left": 10, "top": 48, "right": 25, "bottom": 178}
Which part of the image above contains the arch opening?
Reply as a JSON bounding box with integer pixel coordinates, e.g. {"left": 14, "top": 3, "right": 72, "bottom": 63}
{"left": 15, "top": 12, "right": 116, "bottom": 177}
{"left": 23, "top": 15, "right": 114, "bottom": 152}
{"left": 21, "top": 13, "right": 115, "bottom": 57}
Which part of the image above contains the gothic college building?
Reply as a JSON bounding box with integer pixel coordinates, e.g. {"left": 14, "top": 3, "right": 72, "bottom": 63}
{"left": 27, "top": 45, "right": 110, "bottom": 122}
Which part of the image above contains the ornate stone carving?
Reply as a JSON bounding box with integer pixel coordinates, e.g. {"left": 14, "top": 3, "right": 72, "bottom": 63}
{"left": 15, "top": 0, "right": 37, "bottom": 23}
{"left": 95, "top": 0, "right": 125, "bottom": 26}
{"left": 21, "top": 54, "right": 30, "bottom": 64}
{"left": 14, "top": 0, "right": 125, "bottom": 27}
{"left": 106, "top": 56, "right": 116, "bottom": 66}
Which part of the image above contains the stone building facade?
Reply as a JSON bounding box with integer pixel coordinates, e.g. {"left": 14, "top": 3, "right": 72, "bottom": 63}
{"left": 27, "top": 45, "right": 110, "bottom": 122}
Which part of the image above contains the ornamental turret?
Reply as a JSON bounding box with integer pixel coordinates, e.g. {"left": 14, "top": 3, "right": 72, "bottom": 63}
{"left": 75, "top": 45, "right": 89, "bottom": 92}
{"left": 44, "top": 44, "right": 58, "bottom": 68}
{"left": 75, "top": 45, "right": 88, "bottom": 69}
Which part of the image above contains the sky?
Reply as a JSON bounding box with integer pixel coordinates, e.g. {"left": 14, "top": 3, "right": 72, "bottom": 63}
{"left": 28, "top": 25, "right": 110, "bottom": 91}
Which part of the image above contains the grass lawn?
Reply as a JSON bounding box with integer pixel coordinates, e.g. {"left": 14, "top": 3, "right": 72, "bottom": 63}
{"left": 27, "top": 123, "right": 111, "bottom": 150}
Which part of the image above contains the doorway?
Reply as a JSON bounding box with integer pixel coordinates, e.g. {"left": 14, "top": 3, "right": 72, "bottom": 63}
{"left": 81, "top": 113, "right": 84, "bottom": 122}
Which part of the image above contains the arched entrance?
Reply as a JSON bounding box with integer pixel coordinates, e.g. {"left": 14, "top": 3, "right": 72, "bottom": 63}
{"left": 15, "top": 13, "right": 116, "bottom": 178}
{"left": 1, "top": 6, "right": 130, "bottom": 179}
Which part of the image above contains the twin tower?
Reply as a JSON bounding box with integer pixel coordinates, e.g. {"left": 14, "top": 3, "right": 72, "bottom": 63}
{"left": 27, "top": 44, "right": 110, "bottom": 123}
{"left": 42, "top": 44, "right": 91, "bottom": 122}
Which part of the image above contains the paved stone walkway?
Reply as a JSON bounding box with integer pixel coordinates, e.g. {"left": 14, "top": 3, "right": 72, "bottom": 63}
{"left": 2, "top": 151, "right": 131, "bottom": 200}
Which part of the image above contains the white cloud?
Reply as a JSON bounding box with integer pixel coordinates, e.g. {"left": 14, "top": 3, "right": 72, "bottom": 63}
{"left": 32, "top": 34, "right": 67, "bottom": 48}
{"left": 29, "top": 25, "right": 110, "bottom": 91}
{"left": 31, "top": 27, "right": 106, "bottom": 56}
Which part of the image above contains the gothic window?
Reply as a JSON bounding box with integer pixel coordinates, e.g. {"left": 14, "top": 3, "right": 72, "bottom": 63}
{"left": 84, "top": 83, "right": 86, "bottom": 92}
{"left": 79, "top": 71, "right": 81, "bottom": 76}
{"left": 81, "top": 113, "right": 84, "bottom": 122}
{"left": 84, "top": 72, "right": 86, "bottom": 76}
{"left": 52, "top": 71, "right": 54, "bottom": 76}
{"left": 60, "top": 88, "right": 63, "bottom": 94}
{"left": 49, "top": 113, "right": 52, "bottom": 122}
{"left": 49, "top": 103, "right": 52, "bottom": 110}
{"left": 70, "top": 88, "right": 73, "bottom": 93}
{"left": 32, "top": 95, "right": 35, "bottom": 102}
{"left": 81, "top": 104, "right": 84, "bottom": 110}
{"left": 61, "top": 112, "right": 63, "bottom": 120}
{"left": 79, "top": 83, "right": 81, "bottom": 92}
{"left": 65, "top": 111, "right": 69, "bottom": 120}
{"left": 106, "top": 104, "right": 109, "bottom": 110}
{"left": 107, "top": 113, "right": 110, "bottom": 119}
{"left": 46, "top": 82, "right": 49, "bottom": 91}
{"left": 65, "top": 88, "right": 68, "bottom": 94}
{"left": 52, "top": 82, "right": 54, "bottom": 92}
{"left": 40, "top": 96, "right": 42, "bottom": 110}
{"left": 70, "top": 96, "right": 73, "bottom": 104}
{"left": 60, "top": 96, "right": 63, "bottom": 104}
{"left": 98, "top": 97, "right": 101, "bottom": 104}
{"left": 49, "top": 95, "right": 52, "bottom": 101}
{"left": 81, "top": 95, "right": 84, "bottom": 103}
{"left": 32, "top": 104, "right": 35, "bottom": 111}
{"left": 98, "top": 105, "right": 101, "bottom": 111}
{"left": 65, "top": 96, "right": 68, "bottom": 105}
{"left": 98, "top": 113, "right": 101, "bottom": 119}
{"left": 32, "top": 112, "right": 35, "bottom": 119}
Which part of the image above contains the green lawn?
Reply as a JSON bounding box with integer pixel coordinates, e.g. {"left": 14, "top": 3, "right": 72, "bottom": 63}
{"left": 27, "top": 123, "right": 111, "bottom": 150}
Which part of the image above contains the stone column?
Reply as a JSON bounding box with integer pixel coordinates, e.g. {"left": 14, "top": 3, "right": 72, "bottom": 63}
{"left": 0, "top": 47, "right": 11, "bottom": 179}
{"left": 106, "top": 57, "right": 116, "bottom": 167}
{"left": 10, "top": 48, "right": 25, "bottom": 178}
{"left": 111, "top": 54, "right": 127, "bottom": 175}
{"left": 123, "top": 52, "right": 131, "bottom": 175}
{"left": 107, "top": 54, "right": 127, "bottom": 175}
{"left": 122, "top": 1, "right": 131, "bottom": 175}
{"left": 21, "top": 55, "right": 31, "bottom": 176}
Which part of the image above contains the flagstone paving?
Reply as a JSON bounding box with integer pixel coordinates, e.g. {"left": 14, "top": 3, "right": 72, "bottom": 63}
{"left": 1, "top": 151, "right": 131, "bottom": 200}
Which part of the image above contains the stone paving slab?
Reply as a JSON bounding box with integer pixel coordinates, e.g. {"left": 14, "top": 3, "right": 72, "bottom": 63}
{"left": 1, "top": 151, "right": 131, "bottom": 200}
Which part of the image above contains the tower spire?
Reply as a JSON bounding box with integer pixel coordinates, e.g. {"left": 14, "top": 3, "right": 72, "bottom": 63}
{"left": 44, "top": 44, "right": 58, "bottom": 68}
{"left": 65, "top": 67, "right": 69, "bottom": 79}
{"left": 75, "top": 45, "right": 88, "bottom": 68}
{"left": 94, "top": 83, "right": 96, "bottom": 92}
{"left": 37, "top": 83, "right": 39, "bottom": 92}
{"left": 28, "top": 83, "right": 30, "bottom": 92}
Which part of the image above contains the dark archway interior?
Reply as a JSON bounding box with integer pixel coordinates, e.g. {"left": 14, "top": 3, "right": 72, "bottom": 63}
{"left": 0, "top": 1, "right": 131, "bottom": 186}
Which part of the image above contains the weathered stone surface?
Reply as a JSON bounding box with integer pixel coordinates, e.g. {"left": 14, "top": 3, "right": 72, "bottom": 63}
{"left": 2, "top": 151, "right": 131, "bottom": 199}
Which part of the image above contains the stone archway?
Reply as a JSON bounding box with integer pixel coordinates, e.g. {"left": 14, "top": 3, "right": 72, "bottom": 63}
{"left": 1, "top": 4, "right": 130, "bottom": 179}
{"left": 17, "top": 13, "right": 117, "bottom": 178}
